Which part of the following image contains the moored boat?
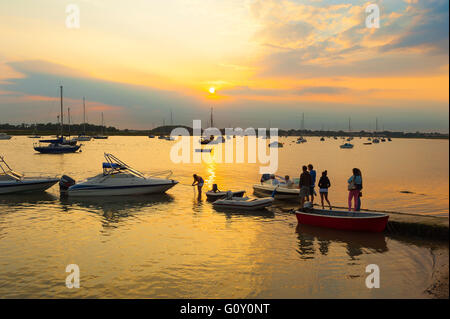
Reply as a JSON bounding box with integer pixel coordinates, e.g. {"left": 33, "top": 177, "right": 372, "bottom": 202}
{"left": 213, "top": 196, "right": 274, "bottom": 211}
{"left": 0, "top": 156, "right": 59, "bottom": 194}
{"left": 295, "top": 208, "right": 389, "bottom": 232}
{"left": 59, "top": 153, "right": 178, "bottom": 196}
{"left": 0, "top": 133, "right": 12, "bottom": 140}
{"left": 206, "top": 189, "right": 246, "bottom": 201}
{"left": 253, "top": 183, "right": 299, "bottom": 199}
{"left": 340, "top": 143, "right": 354, "bottom": 149}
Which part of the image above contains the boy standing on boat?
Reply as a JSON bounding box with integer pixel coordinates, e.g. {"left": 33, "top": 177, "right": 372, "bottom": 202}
{"left": 299, "top": 166, "right": 312, "bottom": 209}
{"left": 308, "top": 164, "right": 317, "bottom": 204}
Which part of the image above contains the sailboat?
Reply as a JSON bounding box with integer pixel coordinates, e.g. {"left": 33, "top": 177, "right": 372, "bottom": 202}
{"left": 0, "top": 133, "right": 12, "bottom": 140}
{"left": 33, "top": 86, "right": 81, "bottom": 154}
{"left": 93, "top": 112, "right": 108, "bottom": 139}
{"left": 75, "top": 97, "right": 92, "bottom": 141}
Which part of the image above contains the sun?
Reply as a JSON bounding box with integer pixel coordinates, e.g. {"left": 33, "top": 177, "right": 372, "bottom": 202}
{"left": 209, "top": 87, "right": 215, "bottom": 94}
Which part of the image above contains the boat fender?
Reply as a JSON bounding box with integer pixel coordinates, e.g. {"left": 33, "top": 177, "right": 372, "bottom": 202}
{"left": 59, "top": 175, "right": 76, "bottom": 191}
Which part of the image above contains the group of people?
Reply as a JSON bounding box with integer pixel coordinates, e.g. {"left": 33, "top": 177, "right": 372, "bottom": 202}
{"left": 297, "top": 164, "right": 363, "bottom": 211}
{"left": 193, "top": 166, "right": 364, "bottom": 211}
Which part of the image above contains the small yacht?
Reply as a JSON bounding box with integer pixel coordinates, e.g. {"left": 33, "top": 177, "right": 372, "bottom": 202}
{"left": 296, "top": 137, "right": 307, "bottom": 143}
{"left": 34, "top": 86, "right": 82, "bottom": 154}
{"left": 320, "top": 137, "right": 325, "bottom": 141}
{"left": 148, "top": 135, "right": 155, "bottom": 138}
{"left": 93, "top": 112, "right": 108, "bottom": 139}
{"left": 0, "top": 156, "right": 58, "bottom": 194}
{"left": 372, "top": 138, "right": 380, "bottom": 143}
{"left": 268, "top": 141, "right": 283, "bottom": 148}
{"left": 340, "top": 143, "right": 354, "bottom": 149}
{"left": 59, "top": 153, "right": 178, "bottom": 196}
{"left": 0, "top": 133, "right": 12, "bottom": 140}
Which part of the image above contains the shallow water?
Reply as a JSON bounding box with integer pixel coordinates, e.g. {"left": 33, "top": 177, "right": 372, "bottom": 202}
{"left": 0, "top": 136, "right": 448, "bottom": 298}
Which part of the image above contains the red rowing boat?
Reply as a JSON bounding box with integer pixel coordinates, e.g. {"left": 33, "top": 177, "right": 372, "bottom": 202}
{"left": 295, "top": 209, "right": 389, "bottom": 233}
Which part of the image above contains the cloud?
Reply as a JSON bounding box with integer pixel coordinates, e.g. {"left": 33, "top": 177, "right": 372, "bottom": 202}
{"left": 250, "top": 0, "right": 449, "bottom": 78}
{"left": 0, "top": 60, "right": 205, "bottom": 128}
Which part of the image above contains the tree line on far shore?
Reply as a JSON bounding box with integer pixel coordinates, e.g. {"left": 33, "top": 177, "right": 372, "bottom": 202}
{"left": 0, "top": 123, "right": 448, "bottom": 139}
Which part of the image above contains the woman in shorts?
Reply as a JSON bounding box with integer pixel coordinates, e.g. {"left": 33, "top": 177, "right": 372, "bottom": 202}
{"left": 318, "top": 170, "right": 332, "bottom": 210}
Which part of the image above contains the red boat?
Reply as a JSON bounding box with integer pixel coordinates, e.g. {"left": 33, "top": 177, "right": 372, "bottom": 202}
{"left": 295, "top": 209, "right": 389, "bottom": 233}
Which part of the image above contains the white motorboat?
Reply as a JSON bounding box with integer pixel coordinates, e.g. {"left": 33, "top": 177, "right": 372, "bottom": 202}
{"left": 59, "top": 153, "right": 178, "bottom": 196}
{"left": 0, "top": 133, "right": 12, "bottom": 140}
{"left": 253, "top": 180, "right": 299, "bottom": 200}
{"left": 0, "top": 156, "right": 59, "bottom": 194}
{"left": 206, "top": 189, "right": 246, "bottom": 201}
{"left": 213, "top": 196, "right": 274, "bottom": 211}
{"left": 340, "top": 143, "right": 354, "bottom": 149}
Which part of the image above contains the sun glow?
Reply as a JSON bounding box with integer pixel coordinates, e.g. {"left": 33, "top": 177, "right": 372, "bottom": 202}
{"left": 209, "top": 87, "right": 215, "bottom": 94}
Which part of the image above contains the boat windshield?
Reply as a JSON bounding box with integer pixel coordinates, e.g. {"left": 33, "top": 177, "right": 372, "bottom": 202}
{"left": 102, "top": 153, "right": 146, "bottom": 178}
{"left": 0, "top": 156, "right": 23, "bottom": 180}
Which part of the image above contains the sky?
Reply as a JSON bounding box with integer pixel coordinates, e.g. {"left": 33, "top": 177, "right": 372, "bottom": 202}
{"left": 0, "top": 0, "right": 448, "bottom": 132}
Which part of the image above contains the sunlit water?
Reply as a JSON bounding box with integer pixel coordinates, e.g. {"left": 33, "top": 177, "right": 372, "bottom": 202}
{"left": 0, "top": 136, "right": 448, "bottom": 298}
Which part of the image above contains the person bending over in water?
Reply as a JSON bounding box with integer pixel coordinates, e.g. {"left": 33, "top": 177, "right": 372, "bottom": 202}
{"left": 192, "top": 174, "right": 204, "bottom": 194}
{"left": 347, "top": 168, "right": 362, "bottom": 211}
{"left": 318, "top": 170, "right": 332, "bottom": 210}
{"left": 299, "top": 166, "right": 311, "bottom": 210}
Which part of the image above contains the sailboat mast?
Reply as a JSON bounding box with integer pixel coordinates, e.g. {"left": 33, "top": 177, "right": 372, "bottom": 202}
{"left": 83, "top": 97, "right": 86, "bottom": 134}
{"left": 68, "top": 107, "right": 71, "bottom": 137}
{"left": 210, "top": 107, "right": 214, "bottom": 127}
{"left": 60, "top": 85, "right": 64, "bottom": 137}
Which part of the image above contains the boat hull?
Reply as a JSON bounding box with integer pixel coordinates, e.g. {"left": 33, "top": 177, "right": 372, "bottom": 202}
{"left": 66, "top": 181, "right": 178, "bottom": 196}
{"left": 206, "top": 190, "right": 245, "bottom": 201}
{"left": 295, "top": 209, "right": 389, "bottom": 233}
{"left": 213, "top": 198, "right": 274, "bottom": 211}
{"left": 253, "top": 184, "right": 299, "bottom": 200}
{"left": 0, "top": 179, "right": 59, "bottom": 194}
{"left": 34, "top": 145, "right": 81, "bottom": 154}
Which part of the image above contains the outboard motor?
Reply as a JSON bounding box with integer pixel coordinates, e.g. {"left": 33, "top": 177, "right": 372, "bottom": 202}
{"left": 59, "top": 175, "right": 76, "bottom": 192}
{"left": 212, "top": 184, "right": 219, "bottom": 193}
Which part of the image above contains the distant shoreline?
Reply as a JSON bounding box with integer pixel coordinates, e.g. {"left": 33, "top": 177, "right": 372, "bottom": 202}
{"left": 1, "top": 124, "right": 448, "bottom": 139}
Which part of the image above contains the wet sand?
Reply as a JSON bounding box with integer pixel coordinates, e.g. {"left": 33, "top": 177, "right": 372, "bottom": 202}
{"left": 426, "top": 248, "right": 449, "bottom": 299}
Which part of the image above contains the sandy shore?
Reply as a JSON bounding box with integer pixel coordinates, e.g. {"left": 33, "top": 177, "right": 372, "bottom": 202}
{"left": 426, "top": 247, "right": 449, "bottom": 299}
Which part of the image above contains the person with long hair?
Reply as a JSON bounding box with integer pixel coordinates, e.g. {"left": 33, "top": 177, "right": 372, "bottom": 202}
{"left": 318, "top": 170, "right": 332, "bottom": 209}
{"left": 347, "top": 168, "right": 362, "bottom": 211}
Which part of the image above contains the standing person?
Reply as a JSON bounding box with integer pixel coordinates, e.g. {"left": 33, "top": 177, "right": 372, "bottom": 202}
{"left": 318, "top": 170, "right": 332, "bottom": 210}
{"left": 192, "top": 174, "right": 204, "bottom": 194}
{"left": 348, "top": 168, "right": 362, "bottom": 211}
{"left": 308, "top": 164, "right": 317, "bottom": 204}
{"left": 355, "top": 168, "right": 363, "bottom": 211}
{"left": 299, "top": 166, "right": 311, "bottom": 210}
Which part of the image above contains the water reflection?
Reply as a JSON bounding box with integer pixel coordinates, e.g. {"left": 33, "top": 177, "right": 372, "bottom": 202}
{"left": 0, "top": 192, "right": 57, "bottom": 207}
{"left": 59, "top": 194, "right": 174, "bottom": 224}
{"left": 296, "top": 224, "right": 388, "bottom": 260}
{"left": 213, "top": 207, "right": 275, "bottom": 220}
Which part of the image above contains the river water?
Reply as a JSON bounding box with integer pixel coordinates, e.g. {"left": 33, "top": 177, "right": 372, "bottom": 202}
{"left": 0, "top": 136, "right": 448, "bottom": 298}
